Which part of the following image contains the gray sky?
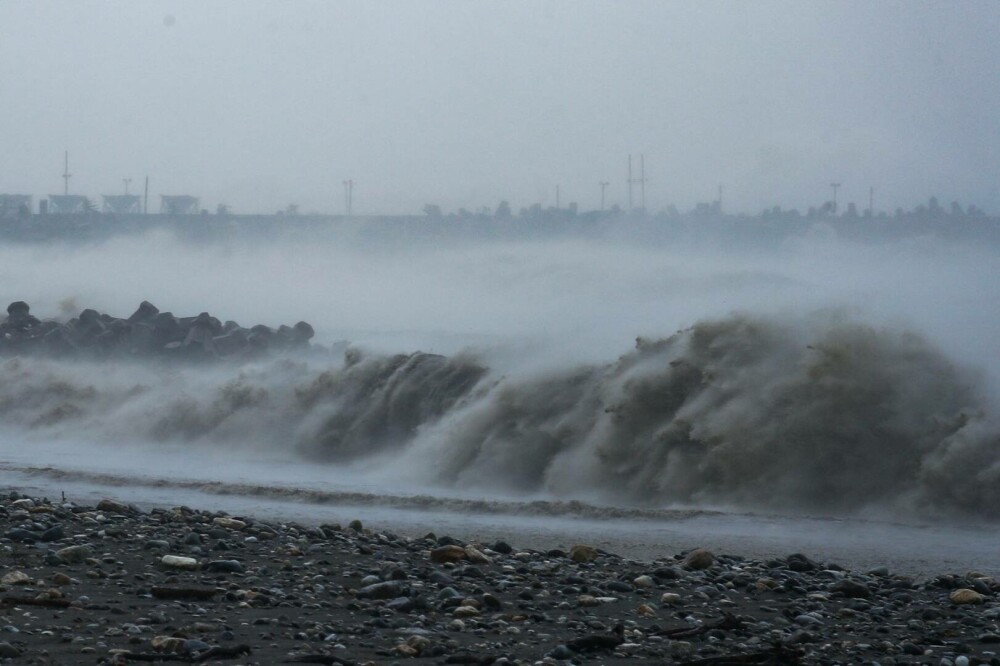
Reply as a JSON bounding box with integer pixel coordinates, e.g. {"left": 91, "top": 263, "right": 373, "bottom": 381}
{"left": 1, "top": 1, "right": 997, "bottom": 215}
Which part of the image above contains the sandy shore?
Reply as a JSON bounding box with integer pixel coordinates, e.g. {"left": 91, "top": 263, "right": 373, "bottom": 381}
{"left": 1, "top": 491, "right": 998, "bottom": 666}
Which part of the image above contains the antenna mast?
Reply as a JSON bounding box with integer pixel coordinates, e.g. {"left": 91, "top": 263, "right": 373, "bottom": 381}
{"left": 640, "top": 154, "right": 646, "bottom": 211}
{"left": 627, "top": 156, "right": 633, "bottom": 211}
{"left": 62, "top": 151, "right": 71, "bottom": 195}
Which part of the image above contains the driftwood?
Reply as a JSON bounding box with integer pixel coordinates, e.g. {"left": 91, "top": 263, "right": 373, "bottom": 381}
{"left": 654, "top": 612, "right": 745, "bottom": 639}
{"left": 679, "top": 643, "right": 803, "bottom": 665}
{"left": 150, "top": 586, "right": 218, "bottom": 601}
{"left": 1, "top": 595, "right": 72, "bottom": 608}
{"left": 443, "top": 656, "right": 500, "bottom": 665}
{"left": 114, "top": 645, "right": 251, "bottom": 662}
{"left": 283, "top": 655, "right": 356, "bottom": 666}
{"left": 565, "top": 623, "right": 625, "bottom": 653}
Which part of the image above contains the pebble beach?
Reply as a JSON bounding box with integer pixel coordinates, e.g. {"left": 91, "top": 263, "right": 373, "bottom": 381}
{"left": 1, "top": 492, "right": 999, "bottom": 665}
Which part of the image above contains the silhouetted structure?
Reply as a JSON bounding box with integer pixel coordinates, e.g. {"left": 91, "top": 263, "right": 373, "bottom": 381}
{"left": 160, "top": 195, "right": 199, "bottom": 215}
{"left": 0, "top": 195, "right": 32, "bottom": 219}
{"left": 48, "top": 195, "right": 90, "bottom": 214}
{"left": 102, "top": 195, "right": 142, "bottom": 215}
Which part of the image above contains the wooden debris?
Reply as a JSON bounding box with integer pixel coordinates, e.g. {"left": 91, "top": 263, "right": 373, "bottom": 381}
{"left": 150, "top": 586, "right": 218, "bottom": 601}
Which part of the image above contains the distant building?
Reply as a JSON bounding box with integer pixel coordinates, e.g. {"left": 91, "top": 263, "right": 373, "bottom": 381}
{"left": 160, "top": 195, "right": 199, "bottom": 215}
{"left": 102, "top": 194, "right": 142, "bottom": 215}
{"left": 48, "top": 195, "right": 90, "bottom": 214}
{"left": 0, "top": 194, "right": 32, "bottom": 219}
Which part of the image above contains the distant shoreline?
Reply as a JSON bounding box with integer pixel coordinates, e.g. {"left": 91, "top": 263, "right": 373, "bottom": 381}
{"left": 1, "top": 209, "right": 999, "bottom": 246}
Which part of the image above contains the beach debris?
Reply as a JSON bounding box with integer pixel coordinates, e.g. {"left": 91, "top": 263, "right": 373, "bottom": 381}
{"left": 150, "top": 586, "right": 218, "bottom": 601}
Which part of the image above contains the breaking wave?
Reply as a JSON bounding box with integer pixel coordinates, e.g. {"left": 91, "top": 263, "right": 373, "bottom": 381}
{"left": 1, "top": 311, "right": 998, "bottom": 519}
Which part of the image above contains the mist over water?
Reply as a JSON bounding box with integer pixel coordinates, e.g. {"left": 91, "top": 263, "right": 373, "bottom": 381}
{"left": 2, "top": 227, "right": 1000, "bottom": 528}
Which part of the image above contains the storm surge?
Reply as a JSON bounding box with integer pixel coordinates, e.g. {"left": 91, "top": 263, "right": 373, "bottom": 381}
{"left": 0, "top": 311, "right": 995, "bottom": 519}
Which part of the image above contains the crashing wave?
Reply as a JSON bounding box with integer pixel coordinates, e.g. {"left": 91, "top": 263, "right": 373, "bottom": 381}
{"left": 0, "top": 311, "right": 996, "bottom": 518}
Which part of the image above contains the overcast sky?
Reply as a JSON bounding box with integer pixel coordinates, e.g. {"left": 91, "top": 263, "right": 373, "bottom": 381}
{"left": 1, "top": 1, "right": 997, "bottom": 215}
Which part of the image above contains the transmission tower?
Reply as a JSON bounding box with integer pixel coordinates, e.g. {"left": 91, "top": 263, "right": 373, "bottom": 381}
{"left": 628, "top": 154, "right": 647, "bottom": 211}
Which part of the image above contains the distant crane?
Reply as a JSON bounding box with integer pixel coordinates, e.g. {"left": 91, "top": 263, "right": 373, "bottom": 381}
{"left": 600, "top": 181, "right": 609, "bottom": 211}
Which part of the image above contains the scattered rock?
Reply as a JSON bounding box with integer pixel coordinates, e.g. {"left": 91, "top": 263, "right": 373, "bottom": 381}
{"left": 430, "top": 545, "right": 467, "bottom": 564}
{"left": 212, "top": 517, "right": 246, "bottom": 530}
{"left": 831, "top": 579, "right": 872, "bottom": 599}
{"left": 951, "top": 588, "right": 986, "bottom": 605}
{"left": 96, "top": 498, "right": 131, "bottom": 514}
{"left": 160, "top": 555, "right": 200, "bottom": 570}
{"left": 0, "top": 571, "right": 31, "bottom": 586}
{"left": 569, "top": 544, "right": 599, "bottom": 563}
{"left": 683, "top": 548, "right": 715, "bottom": 570}
{"left": 54, "top": 544, "right": 93, "bottom": 564}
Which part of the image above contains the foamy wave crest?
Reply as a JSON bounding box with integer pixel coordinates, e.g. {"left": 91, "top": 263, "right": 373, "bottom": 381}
{"left": 404, "top": 314, "right": 995, "bottom": 517}
{"left": 0, "top": 312, "right": 997, "bottom": 518}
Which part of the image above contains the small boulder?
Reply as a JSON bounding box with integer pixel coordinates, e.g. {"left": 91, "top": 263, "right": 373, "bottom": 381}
{"left": 683, "top": 548, "right": 715, "bottom": 570}
{"left": 96, "top": 498, "right": 131, "bottom": 514}
{"left": 1, "top": 570, "right": 31, "bottom": 585}
{"left": 55, "top": 544, "right": 93, "bottom": 564}
{"left": 464, "top": 545, "right": 491, "bottom": 565}
{"left": 356, "top": 581, "right": 407, "bottom": 600}
{"left": 831, "top": 579, "right": 872, "bottom": 599}
{"left": 569, "top": 544, "right": 599, "bottom": 563}
{"left": 161, "top": 555, "right": 200, "bottom": 571}
{"left": 0, "top": 642, "right": 21, "bottom": 659}
{"left": 950, "top": 588, "right": 985, "bottom": 605}
{"left": 212, "top": 517, "right": 246, "bottom": 530}
{"left": 430, "top": 545, "right": 467, "bottom": 564}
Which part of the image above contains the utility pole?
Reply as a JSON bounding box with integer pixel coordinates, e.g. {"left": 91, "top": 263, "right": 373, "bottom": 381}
{"left": 640, "top": 154, "right": 646, "bottom": 211}
{"left": 830, "top": 182, "right": 841, "bottom": 213}
{"left": 143, "top": 176, "right": 149, "bottom": 215}
{"left": 627, "top": 155, "right": 633, "bottom": 211}
{"left": 600, "top": 181, "right": 609, "bottom": 211}
{"left": 123, "top": 178, "right": 131, "bottom": 195}
{"left": 868, "top": 186, "right": 874, "bottom": 216}
{"left": 62, "top": 151, "right": 71, "bottom": 195}
{"left": 342, "top": 179, "right": 354, "bottom": 216}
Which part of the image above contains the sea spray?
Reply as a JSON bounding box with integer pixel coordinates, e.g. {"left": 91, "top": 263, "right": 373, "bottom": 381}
{"left": 0, "top": 311, "right": 994, "bottom": 518}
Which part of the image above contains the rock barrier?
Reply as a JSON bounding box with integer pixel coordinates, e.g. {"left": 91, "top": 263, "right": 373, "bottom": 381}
{"left": 0, "top": 300, "right": 314, "bottom": 360}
